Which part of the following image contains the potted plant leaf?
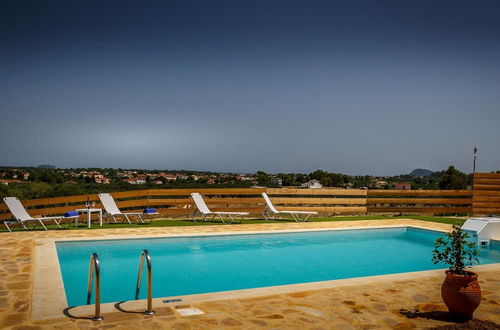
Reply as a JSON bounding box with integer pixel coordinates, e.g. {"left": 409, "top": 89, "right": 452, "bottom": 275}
{"left": 432, "top": 224, "right": 481, "bottom": 321}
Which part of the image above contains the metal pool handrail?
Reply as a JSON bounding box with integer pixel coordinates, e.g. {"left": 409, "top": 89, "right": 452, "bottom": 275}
{"left": 87, "top": 253, "right": 104, "bottom": 321}
{"left": 135, "top": 249, "right": 155, "bottom": 315}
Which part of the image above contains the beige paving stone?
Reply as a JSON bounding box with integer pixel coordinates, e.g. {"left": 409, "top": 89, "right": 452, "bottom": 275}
{"left": 220, "top": 317, "right": 242, "bottom": 326}
{"left": 7, "top": 281, "right": 30, "bottom": 290}
{"left": 1, "top": 312, "right": 26, "bottom": 327}
{"left": 330, "top": 319, "right": 357, "bottom": 329}
{"left": 14, "top": 299, "right": 29, "bottom": 312}
{"left": 0, "top": 297, "right": 9, "bottom": 309}
{"left": 12, "top": 325, "right": 44, "bottom": 330}
{"left": 249, "top": 319, "right": 267, "bottom": 326}
{"left": 411, "top": 294, "right": 430, "bottom": 303}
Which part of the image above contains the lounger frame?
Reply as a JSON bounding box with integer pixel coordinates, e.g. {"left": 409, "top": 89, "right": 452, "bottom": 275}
{"left": 262, "top": 208, "right": 314, "bottom": 222}
{"left": 3, "top": 197, "right": 65, "bottom": 232}
{"left": 261, "top": 193, "right": 317, "bottom": 222}
{"left": 98, "top": 193, "right": 150, "bottom": 225}
{"left": 191, "top": 193, "right": 249, "bottom": 223}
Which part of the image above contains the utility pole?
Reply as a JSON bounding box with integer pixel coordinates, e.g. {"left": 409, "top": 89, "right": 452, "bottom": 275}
{"left": 472, "top": 147, "right": 478, "bottom": 217}
{"left": 473, "top": 147, "right": 478, "bottom": 174}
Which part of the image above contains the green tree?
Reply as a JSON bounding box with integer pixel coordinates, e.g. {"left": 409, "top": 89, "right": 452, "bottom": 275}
{"left": 27, "top": 182, "right": 53, "bottom": 199}
{"left": 295, "top": 173, "right": 308, "bottom": 183}
{"left": 277, "top": 173, "right": 293, "bottom": 186}
{"left": 52, "top": 184, "right": 85, "bottom": 197}
{"left": 439, "top": 166, "right": 467, "bottom": 190}
{"left": 0, "top": 184, "right": 10, "bottom": 199}
{"left": 256, "top": 171, "right": 271, "bottom": 186}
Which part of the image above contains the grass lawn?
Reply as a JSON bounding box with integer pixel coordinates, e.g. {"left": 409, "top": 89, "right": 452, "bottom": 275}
{"left": 0, "top": 215, "right": 465, "bottom": 232}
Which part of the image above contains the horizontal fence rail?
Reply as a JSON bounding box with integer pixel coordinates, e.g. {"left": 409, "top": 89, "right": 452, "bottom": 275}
{"left": 367, "top": 190, "right": 472, "bottom": 215}
{"left": 1, "top": 173, "right": 500, "bottom": 221}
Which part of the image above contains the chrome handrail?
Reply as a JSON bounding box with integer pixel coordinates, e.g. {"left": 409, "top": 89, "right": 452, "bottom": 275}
{"left": 135, "top": 249, "right": 155, "bottom": 315}
{"left": 86, "top": 253, "right": 104, "bottom": 321}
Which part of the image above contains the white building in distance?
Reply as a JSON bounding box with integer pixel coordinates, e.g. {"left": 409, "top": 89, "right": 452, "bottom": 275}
{"left": 301, "top": 179, "right": 322, "bottom": 189}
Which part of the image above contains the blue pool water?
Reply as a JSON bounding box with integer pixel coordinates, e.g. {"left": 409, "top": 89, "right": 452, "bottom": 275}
{"left": 56, "top": 227, "right": 500, "bottom": 306}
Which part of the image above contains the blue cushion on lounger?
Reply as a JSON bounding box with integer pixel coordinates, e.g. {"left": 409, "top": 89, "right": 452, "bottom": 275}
{"left": 143, "top": 208, "right": 157, "bottom": 214}
{"left": 64, "top": 211, "right": 78, "bottom": 217}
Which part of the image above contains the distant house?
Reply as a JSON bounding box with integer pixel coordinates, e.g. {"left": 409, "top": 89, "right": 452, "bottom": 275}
{"left": 124, "top": 178, "right": 146, "bottom": 184}
{"left": 301, "top": 179, "right": 322, "bottom": 189}
{"left": 162, "top": 174, "right": 177, "bottom": 181}
{"left": 271, "top": 177, "right": 283, "bottom": 187}
{"left": 370, "top": 180, "right": 388, "bottom": 189}
{"left": 394, "top": 182, "right": 412, "bottom": 190}
{"left": 236, "top": 174, "right": 254, "bottom": 181}
{"left": 94, "top": 177, "right": 110, "bottom": 184}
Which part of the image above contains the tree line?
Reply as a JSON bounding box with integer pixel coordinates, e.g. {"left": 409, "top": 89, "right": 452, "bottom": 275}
{"left": 0, "top": 165, "right": 484, "bottom": 200}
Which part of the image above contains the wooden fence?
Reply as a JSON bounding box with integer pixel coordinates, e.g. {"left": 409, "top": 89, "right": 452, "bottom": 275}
{"left": 0, "top": 188, "right": 367, "bottom": 221}
{"left": 1, "top": 172, "right": 499, "bottom": 221}
{"left": 472, "top": 172, "right": 500, "bottom": 215}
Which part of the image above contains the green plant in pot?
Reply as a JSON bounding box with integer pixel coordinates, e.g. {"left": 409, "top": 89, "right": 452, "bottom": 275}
{"left": 432, "top": 224, "right": 481, "bottom": 321}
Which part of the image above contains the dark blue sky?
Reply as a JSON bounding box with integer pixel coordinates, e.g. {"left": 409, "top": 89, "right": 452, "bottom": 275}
{"left": 1, "top": 0, "right": 499, "bottom": 175}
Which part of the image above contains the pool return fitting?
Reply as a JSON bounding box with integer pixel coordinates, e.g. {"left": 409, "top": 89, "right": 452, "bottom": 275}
{"left": 87, "top": 253, "right": 104, "bottom": 321}
{"left": 135, "top": 249, "right": 156, "bottom": 315}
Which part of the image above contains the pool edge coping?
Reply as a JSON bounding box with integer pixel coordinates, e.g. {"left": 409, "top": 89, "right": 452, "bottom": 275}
{"left": 32, "top": 222, "right": 499, "bottom": 321}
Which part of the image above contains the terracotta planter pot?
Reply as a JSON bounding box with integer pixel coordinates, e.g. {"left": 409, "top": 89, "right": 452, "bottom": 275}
{"left": 441, "top": 270, "right": 481, "bottom": 321}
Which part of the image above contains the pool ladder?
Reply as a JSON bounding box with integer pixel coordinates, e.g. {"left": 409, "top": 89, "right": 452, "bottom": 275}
{"left": 86, "top": 249, "right": 155, "bottom": 321}
{"left": 135, "top": 249, "right": 156, "bottom": 315}
{"left": 87, "top": 253, "right": 104, "bottom": 321}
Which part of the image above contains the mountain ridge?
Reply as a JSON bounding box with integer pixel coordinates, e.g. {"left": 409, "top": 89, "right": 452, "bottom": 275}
{"left": 409, "top": 168, "right": 434, "bottom": 177}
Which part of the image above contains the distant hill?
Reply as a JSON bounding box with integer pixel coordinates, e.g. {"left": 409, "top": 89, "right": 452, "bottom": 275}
{"left": 409, "top": 168, "right": 434, "bottom": 177}
{"left": 37, "top": 164, "right": 56, "bottom": 169}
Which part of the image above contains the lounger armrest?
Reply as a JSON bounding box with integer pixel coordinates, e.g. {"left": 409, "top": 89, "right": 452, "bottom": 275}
{"left": 109, "top": 212, "right": 142, "bottom": 216}
{"left": 34, "top": 216, "right": 63, "bottom": 221}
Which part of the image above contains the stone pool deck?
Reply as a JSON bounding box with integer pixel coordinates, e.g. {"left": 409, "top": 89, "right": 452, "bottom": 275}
{"left": 1, "top": 219, "right": 499, "bottom": 329}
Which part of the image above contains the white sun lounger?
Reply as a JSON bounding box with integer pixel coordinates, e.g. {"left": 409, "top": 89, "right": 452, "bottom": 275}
{"left": 98, "top": 193, "right": 147, "bottom": 224}
{"left": 191, "top": 192, "right": 249, "bottom": 223}
{"left": 261, "top": 192, "right": 317, "bottom": 222}
{"left": 3, "top": 197, "right": 66, "bottom": 231}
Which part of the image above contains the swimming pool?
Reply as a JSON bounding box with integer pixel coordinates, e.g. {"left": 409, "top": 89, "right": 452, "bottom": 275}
{"left": 56, "top": 227, "right": 500, "bottom": 306}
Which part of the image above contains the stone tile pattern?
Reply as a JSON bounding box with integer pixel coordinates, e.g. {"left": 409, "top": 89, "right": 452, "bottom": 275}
{"left": 1, "top": 220, "right": 499, "bottom": 329}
